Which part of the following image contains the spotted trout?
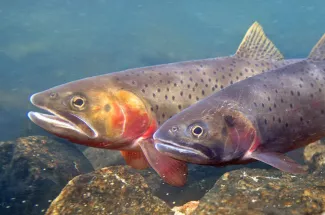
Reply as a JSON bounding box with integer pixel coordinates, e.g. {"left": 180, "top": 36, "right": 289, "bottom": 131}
{"left": 28, "top": 22, "right": 299, "bottom": 186}
{"left": 153, "top": 33, "right": 325, "bottom": 175}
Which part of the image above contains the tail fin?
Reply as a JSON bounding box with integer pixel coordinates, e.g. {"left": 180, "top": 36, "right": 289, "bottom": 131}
{"left": 308, "top": 33, "right": 325, "bottom": 61}
{"left": 234, "top": 21, "right": 284, "bottom": 61}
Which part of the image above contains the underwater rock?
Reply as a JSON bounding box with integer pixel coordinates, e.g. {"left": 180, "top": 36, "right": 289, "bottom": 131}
{"left": 172, "top": 201, "right": 199, "bottom": 215}
{"left": 82, "top": 147, "right": 125, "bottom": 169}
{"left": 45, "top": 166, "right": 173, "bottom": 215}
{"left": 0, "top": 136, "right": 93, "bottom": 215}
{"left": 303, "top": 140, "right": 325, "bottom": 172}
{"left": 193, "top": 168, "right": 325, "bottom": 215}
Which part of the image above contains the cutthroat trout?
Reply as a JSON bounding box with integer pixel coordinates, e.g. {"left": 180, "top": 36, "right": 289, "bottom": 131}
{"left": 28, "top": 22, "right": 299, "bottom": 186}
{"left": 153, "top": 33, "right": 325, "bottom": 175}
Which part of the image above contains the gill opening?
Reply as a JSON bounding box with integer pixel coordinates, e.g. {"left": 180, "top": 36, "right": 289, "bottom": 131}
{"left": 117, "top": 102, "right": 127, "bottom": 136}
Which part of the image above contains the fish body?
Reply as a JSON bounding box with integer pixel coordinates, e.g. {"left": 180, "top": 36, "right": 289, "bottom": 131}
{"left": 153, "top": 34, "right": 325, "bottom": 174}
{"left": 28, "top": 22, "right": 299, "bottom": 186}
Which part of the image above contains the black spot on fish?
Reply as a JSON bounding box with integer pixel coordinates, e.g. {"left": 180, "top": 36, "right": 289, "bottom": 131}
{"left": 322, "top": 110, "right": 325, "bottom": 114}
{"left": 145, "top": 84, "right": 148, "bottom": 88}
{"left": 150, "top": 107, "right": 154, "bottom": 112}
{"left": 189, "top": 94, "right": 192, "bottom": 99}
{"left": 212, "top": 87, "right": 215, "bottom": 91}
{"left": 196, "top": 96, "right": 199, "bottom": 101}
{"left": 104, "top": 104, "right": 111, "bottom": 112}
{"left": 269, "top": 107, "right": 272, "bottom": 112}
{"left": 141, "top": 89, "right": 145, "bottom": 93}
{"left": 264, "top": 119, "right": 267, "bottom": 125}
{"left": 299, "top": 84, "right": 303, "bottom": 88}
{"left": 202, "top": 90, "right": 205, "bottom": 96}
{"left": 251, "top": 69, "right": 255, "bottom": 73}
{"left": 178, "top": 105, "right": 182, "bottom": 110}
{"left": 180, "top": 91, "right": 183, "bottom": 96}
{"left": 165, "top": 95, "right": 168, "bottom": 100}
{"left": 222, "top": 75, "right": 225, "bottom": 79}
{"left": 152, "top": 93, "right": 156, "bottom": 98}
{"left": 278, "top": 118, "right": 282, "bottom": 123}
{"left": 162, "top": 113, "right": 165, "bottom": 118}
{"left": 267, "top": 97, "right": 270, "bottom": 101}
{"left": 285, "top": 123, "right": 288, "bottom": 128}
{"left": 300, "top": 117, "right": 303, "bottom": 122}
{"left": 290, "top": 104, "right": 293, "bottom": 108}
{"left": 297, "top": 91, "right": 300, "bottom": 96}
{"left": 224, "top": 115, "right": 235, "bottom": 127}
{"left": 187, "top": 84, "right": 191, "bottom": 89}
{"left": 220, "top": 85, "right": 224, "bottom": 89}
{"left": 156, "top": 105, "right": 159, "bottom": 110}
{"left": 290, "top": 91, "right": 294, "bottom": 96}
{"left": 172, "top": 96, "right": 175, "bottom": 101}
{"left": 157, "top": 88, "right": 161, "bottom": 93}
{"left": 310, "top": 83, "right": 314, "bottom": 87}
{"left": 205, "top": 84, "right": 208, "bottom": 87}
{"left": 262, "top": 103, "right": 265, "bottom": 108}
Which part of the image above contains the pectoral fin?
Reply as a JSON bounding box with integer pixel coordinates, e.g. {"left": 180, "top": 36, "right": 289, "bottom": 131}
{"left": 250, "top": 151, "right": 307, "bottom": 174}
{"left": 138, "top": 139, "right": 188, "bottom": 187}
{"left": 120, "top": 150, "right": 150, "bottom": 170}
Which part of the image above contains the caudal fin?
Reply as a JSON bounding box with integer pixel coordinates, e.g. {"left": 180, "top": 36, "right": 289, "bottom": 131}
{"left": 308, "top": 33, "right": 325, "bottom": 61}
{"left": 235, "top": 21, "right": 284, "bottom": 61}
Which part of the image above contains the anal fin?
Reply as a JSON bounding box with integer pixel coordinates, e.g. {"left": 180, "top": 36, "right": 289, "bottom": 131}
{"left": 138, "top": 138, "right": 188, "bottom": 187}
{"left": 235, "top": 21, "right": 284, "bottom": 61}
{"left": 120, "top": 150, "right": 149, "bottom": 170}
{"left": 250, "top": 151, "right": 307, "bottom": 174}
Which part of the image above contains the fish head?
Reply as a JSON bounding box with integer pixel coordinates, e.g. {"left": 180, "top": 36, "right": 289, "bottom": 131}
{"left": 28, "top": 78, "right": 153, "bottom": 149}
{"left": 153, "top": 102, "right": 256, "bottom": 165}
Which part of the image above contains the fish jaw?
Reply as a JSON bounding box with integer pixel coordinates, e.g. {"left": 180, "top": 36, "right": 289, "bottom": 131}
{"left": 153, "top": 130, "right": 214, "bottom": 164}
{"left": 28, "top": 93, "right": 98, "bottom": 141}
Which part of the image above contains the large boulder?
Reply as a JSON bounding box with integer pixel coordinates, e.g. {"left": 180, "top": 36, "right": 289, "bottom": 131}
{"left": 45, "top": 166, "right": 173, "bottom": 215}
{"left": 0, "top": 136, "right": 93, "bottom": 215}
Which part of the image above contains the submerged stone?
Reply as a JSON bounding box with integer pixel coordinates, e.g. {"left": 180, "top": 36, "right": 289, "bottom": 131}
{"left": 193, "top": 168, "right": 325, "bottom": 215}
{"left": 0, "top": 136, "right": 93, "bottom": 215}
{"left": 45, "top": 166, "right": 173, "bottom": 215}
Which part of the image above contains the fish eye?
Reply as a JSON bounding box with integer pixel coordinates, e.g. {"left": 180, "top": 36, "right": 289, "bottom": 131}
{"left": 191, "top": 125, "right": 204, "bottom": 138}
{"left": 71, "top": 96, "right": 86, "bottom": 110}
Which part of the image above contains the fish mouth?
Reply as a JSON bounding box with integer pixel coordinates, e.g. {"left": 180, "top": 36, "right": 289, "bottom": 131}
{"left": 28, "top": 95, "right": 97, "bottom": 139}
{"left": 154, "top": 138, "right": 211, "bottom": 164}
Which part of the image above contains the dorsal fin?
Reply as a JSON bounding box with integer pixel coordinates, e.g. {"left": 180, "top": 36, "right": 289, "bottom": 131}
{"left": 308, "top": 33, "right": 325, "bottom": 61}
{"left": 235, "top": 21, "right": 284, "bottom": 61}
